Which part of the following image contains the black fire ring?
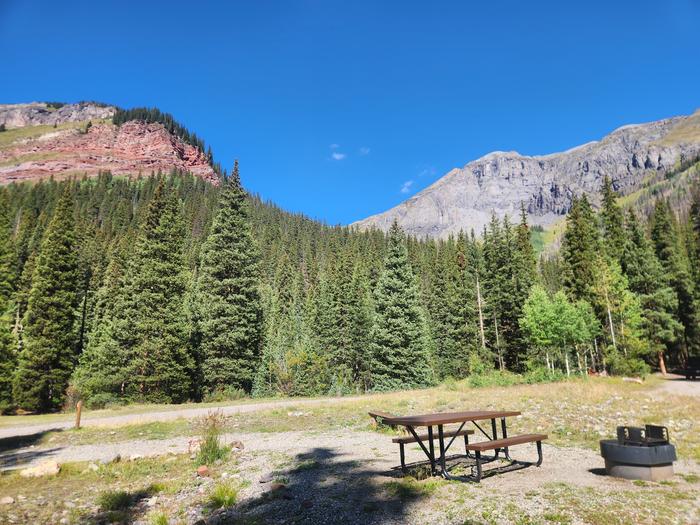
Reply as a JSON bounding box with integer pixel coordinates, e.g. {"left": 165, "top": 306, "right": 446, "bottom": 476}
{"left": 599, "top": 439, "right": 677, "bottom": 466}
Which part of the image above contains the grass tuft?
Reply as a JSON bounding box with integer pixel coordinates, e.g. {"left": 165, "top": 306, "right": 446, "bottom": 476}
{"left": 98, "top": 490, "right": 132, "bottom": 511}
{"left": 209, "top": 482, "right": 239, "bottom": 508}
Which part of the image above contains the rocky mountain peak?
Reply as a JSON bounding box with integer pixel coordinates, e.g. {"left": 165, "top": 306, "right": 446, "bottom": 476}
{"left": 354, "top": 110, "right": 700, "bottom": 238}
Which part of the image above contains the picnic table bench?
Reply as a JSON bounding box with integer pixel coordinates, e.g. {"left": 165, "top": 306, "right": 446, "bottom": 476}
{"left": 370, "top": 409, "right": 547, "bottom": 481}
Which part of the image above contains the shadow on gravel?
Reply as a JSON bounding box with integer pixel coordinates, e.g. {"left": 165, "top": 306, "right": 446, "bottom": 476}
{"left": 0, "top": 428, "right": 61, "bottom": 453}
{"left": 0, "top": 429, "right": 64, "bottom": 470}
{"left": 224, "top": 447, "right": 430, "bottom": 524}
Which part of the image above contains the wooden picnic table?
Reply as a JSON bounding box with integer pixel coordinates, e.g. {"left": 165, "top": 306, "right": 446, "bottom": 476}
{"left": 374, "top": 409, "right": 546, "bottom": 481}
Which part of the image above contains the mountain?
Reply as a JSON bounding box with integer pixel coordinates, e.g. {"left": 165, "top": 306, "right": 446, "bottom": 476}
{"left": 0, "top": 102, "right": 218, "bottom": 185}
{"left": 354, "top": 110, "right": 700, "bottom": 238}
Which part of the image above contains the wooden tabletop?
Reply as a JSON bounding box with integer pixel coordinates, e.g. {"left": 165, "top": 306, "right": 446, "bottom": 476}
{"left": 381, "top": 410, "right": 521, "bottom": 427}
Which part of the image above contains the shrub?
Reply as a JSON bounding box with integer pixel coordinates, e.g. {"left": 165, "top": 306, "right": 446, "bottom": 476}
{"left": 85, "top": 392, "right": 124, "bottom": 410}
{"left": 193, "top": 410, "right": 230, "bottom": 465}
{"left": 203, "top": 386, "right": 247, "bottom": 403}
{"left": 148, "top": 511, "right": 169, "bottom": 525}
{"left": 523, "top": 366, "right": 567, "bottom": 384}
{"left": 98, "top": 490, "right": 132, "bottom": 511}
{"left": 468, "top": 370, "right": 522, "bottom": 388}
{"left": 209, "top": 482, "right": 239, "bottom": 508}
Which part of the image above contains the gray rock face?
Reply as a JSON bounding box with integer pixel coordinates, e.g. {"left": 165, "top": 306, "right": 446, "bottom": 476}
{"left": 354, "top": 111, "right": 700, "bottom": 238}
{"left": 0, "top": 102, "right": 115, "bottom": 129}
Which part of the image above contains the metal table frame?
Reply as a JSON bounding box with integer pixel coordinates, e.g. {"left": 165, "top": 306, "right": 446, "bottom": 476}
{"left": 384, "top": 410, "right": 541, "bottom": 481}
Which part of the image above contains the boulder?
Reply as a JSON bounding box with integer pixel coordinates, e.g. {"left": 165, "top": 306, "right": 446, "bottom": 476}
{"left": 197, "top": 465, "right": 210, "bottom": 477}
{"left": 0, "top": 496, "right": 14, "bottom": 505}
{"left": 19, "top": 460, "right": 60, "bottom": 478}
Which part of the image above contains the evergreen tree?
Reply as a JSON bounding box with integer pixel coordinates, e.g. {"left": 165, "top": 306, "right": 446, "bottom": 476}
{"left": 600, "top": 176, "right": 626, "bottom": 264}
{"left": 77, "top": 180, "right": 193, "bottom": 404}
{"left": 622, "top": 210, "right": 681, "bottom": 374}
{"left": 0, "top": 192, "right": 16, "bottom": 412}
{"left": 13, "top": 188, "right": 80, "bottom": 412}
{"left": 562, "top": 195, "right": 600, "bottom": 303}
{"left": 650, "top": 200, "right": 699, "bottom": 361}
{"left": 194, "top": 162, "right": 263, "bottom": 394}
{"left": 370, "top": 221, "right": 432, "bottom": 390}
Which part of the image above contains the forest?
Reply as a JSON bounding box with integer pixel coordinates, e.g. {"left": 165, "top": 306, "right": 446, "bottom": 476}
{"left": 0, "top": 167, "right": 699, "bottom": 413}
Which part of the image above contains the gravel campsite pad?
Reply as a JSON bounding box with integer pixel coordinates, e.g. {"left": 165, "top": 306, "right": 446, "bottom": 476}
{"left": 0, "top": 376, "right": 698, "bottom": 524}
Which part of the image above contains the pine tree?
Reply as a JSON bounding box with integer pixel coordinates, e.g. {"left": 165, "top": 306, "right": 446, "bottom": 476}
{"left": 0, "top": 192, "right": 16, "bottom": 412}
{"left": 600, "top": 176, "right": 626, "bottom": 264}
{"left": 78, "top": 179, "right": 193, "bottom": 404}
{"left": 650, "top": 200, "right": 699, "bottom": 362}
{"left": 562, "top": 195, "right": 600, "bottom": 303}
{"left": 622, "top": 209, "right": 681, "bottom": 374}
{"left": 369, "top": 221, "right": 432, "bottom": 390}
{"left": 13, "top": 188, "right": 80, "bottom": 412}
{"left": 194, "top": 161, "right": 263, "bottom": 394}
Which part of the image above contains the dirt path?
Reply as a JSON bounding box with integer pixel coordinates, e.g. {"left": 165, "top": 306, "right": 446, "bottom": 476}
{"left": 650, "top": 374, "right": 700, "bottom": 399}
{"left": 0, "top": 395, "right": 366, "bottom": 440}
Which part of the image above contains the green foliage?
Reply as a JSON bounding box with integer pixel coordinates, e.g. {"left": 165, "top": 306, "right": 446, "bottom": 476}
{"left": 209, "top": 482, "right": 239, "bottom": 508}
{"left": 370, "top": 221, "right": 433, "bottom": 391}
{"left": 562, "top": 195, "right": 600, "bottom": 303}
{"left": 202, "top": 386, "right": 247, "bottom": 403}
{"left": 98, "top": 490, "right": 132, "bottom": 511}
{"left": 194, "top": 161, "right": 263, "bottom": 394}
{"left": 651, "top": 199, "right": 699, "bottom": 361}
{"left": 13, "top": 188, "right": 80, "bottom": 412}
{"left": 195, "top": 411, "right": 230, "bottom": 466}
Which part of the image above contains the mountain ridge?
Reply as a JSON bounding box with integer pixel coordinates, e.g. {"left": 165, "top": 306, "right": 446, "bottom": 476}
{"left": 354, "top": 110, "right": 700, "bottom": 238}
{"left": 0, "top": 102, "right": 218, "bottom": 185}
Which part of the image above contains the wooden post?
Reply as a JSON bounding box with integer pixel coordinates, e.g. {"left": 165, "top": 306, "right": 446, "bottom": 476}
{"left": 75, "top": 400, "right": 83, "bottom": 430}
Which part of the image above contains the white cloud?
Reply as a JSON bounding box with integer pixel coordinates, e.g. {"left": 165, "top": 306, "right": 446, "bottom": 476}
{"left": 400, "top": 180, "right": 414, "bottom": 193}
{"left": 418, "top": 166, "right": 436, "bottom": 178}
{"left": 330, "top": 143, "right": 340, "bottom": 149}
{"left": 359, "top": 146, "right": 371, "bottom": 155}
{"left": 331, "top": 152, "right": 347, "bottom": 161}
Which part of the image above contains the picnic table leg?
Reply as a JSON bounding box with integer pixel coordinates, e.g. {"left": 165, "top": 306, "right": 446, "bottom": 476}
{"left": 437, "top": 425, "right": 447, "bottom": 477}
{"left": 501, "top": 417, "right": 512, "bottom": 460}
{"left": 427, "top": 426, "right": 436, "bottom": 475}
{"left": 399, "top": 443, "right": 406, "bottom": 473}
{"left": 491, "top": 418, "right": 500, "bottom": 459}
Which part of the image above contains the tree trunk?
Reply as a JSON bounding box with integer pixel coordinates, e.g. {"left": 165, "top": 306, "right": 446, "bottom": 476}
{"left": 545, "top": 352, "right": 551, "bottom": 371}
{"left": 658, "top": 351, "right": 667, "bottom": 376}
{"left": 605, "top": 291, "right": 617, "bottom": 351}
{"left": 564, "top": 352, "right": 571, "bottom": 377}
{"left": 494, "top": 316, "right": 504, "bottom": 371}
{"left": 476, "top": 276, "right": 486, "bottom": 350}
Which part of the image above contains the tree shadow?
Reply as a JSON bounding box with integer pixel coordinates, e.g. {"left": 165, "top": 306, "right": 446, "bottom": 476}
{"left": 222, "top": 447, "right": 433, "bottom": 524}
{"left": 0, "top": 428, "right": 61, "bottom": 453}
{"left": 78, "top": 485, "right": 160, "bottom": 525}
{"left": 0, "top": 429, "right": 65, "bottom": 470}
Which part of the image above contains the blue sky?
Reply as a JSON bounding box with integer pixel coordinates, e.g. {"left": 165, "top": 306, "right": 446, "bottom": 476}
{"left": 1, "top": 1, "right": 699, "bottom": 225}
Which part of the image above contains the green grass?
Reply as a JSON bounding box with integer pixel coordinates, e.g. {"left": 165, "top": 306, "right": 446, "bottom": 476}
{"left": 98, "top": 489, "right": 132, "bottom": 511}
{"left": 209, "top": 482, "right": 239, "bottom": 508}
{"left": 0, "top": 151, "right": 66, "bottom": 167}
{"left": 0, "top": 121, "right": 85, "bottom": 149}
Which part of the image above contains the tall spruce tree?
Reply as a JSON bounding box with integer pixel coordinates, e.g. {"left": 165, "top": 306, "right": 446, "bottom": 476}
{"left": 622, "top": 210, "right": 681, "bottom": 373}
{"left": 0, "top": 192, "right": 16, "bottom": 412}
{"left": 13, "top": 188, "right": 80, "bottom": 412}
{"left": 79, "top": 179, "right": 193, "bottom": 404}
{"left": 600, "top": 176, "right": 626, "bottom": 264}
{"left": 194, "top": 161, "right": 263, "bottom": 394}
{"left": 650, "top": 200, "right": 699, "bottom": 361}
{"left": 562, "top": 195, "right": 600, "bottom": 303}
{"left": 370, "top": 221, "right": 432, "bottom": 390}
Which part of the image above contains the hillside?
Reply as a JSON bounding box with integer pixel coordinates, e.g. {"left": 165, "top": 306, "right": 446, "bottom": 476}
{"left": 354, "top": 110, "right": 700, "bottom": 238}
{"left": 0, "top": 102, "right": 218, "bottom": 185}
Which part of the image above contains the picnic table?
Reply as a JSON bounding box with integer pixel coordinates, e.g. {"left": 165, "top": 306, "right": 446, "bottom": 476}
{"left": 370, "top": 409, "right": 547, "bottom": 481}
